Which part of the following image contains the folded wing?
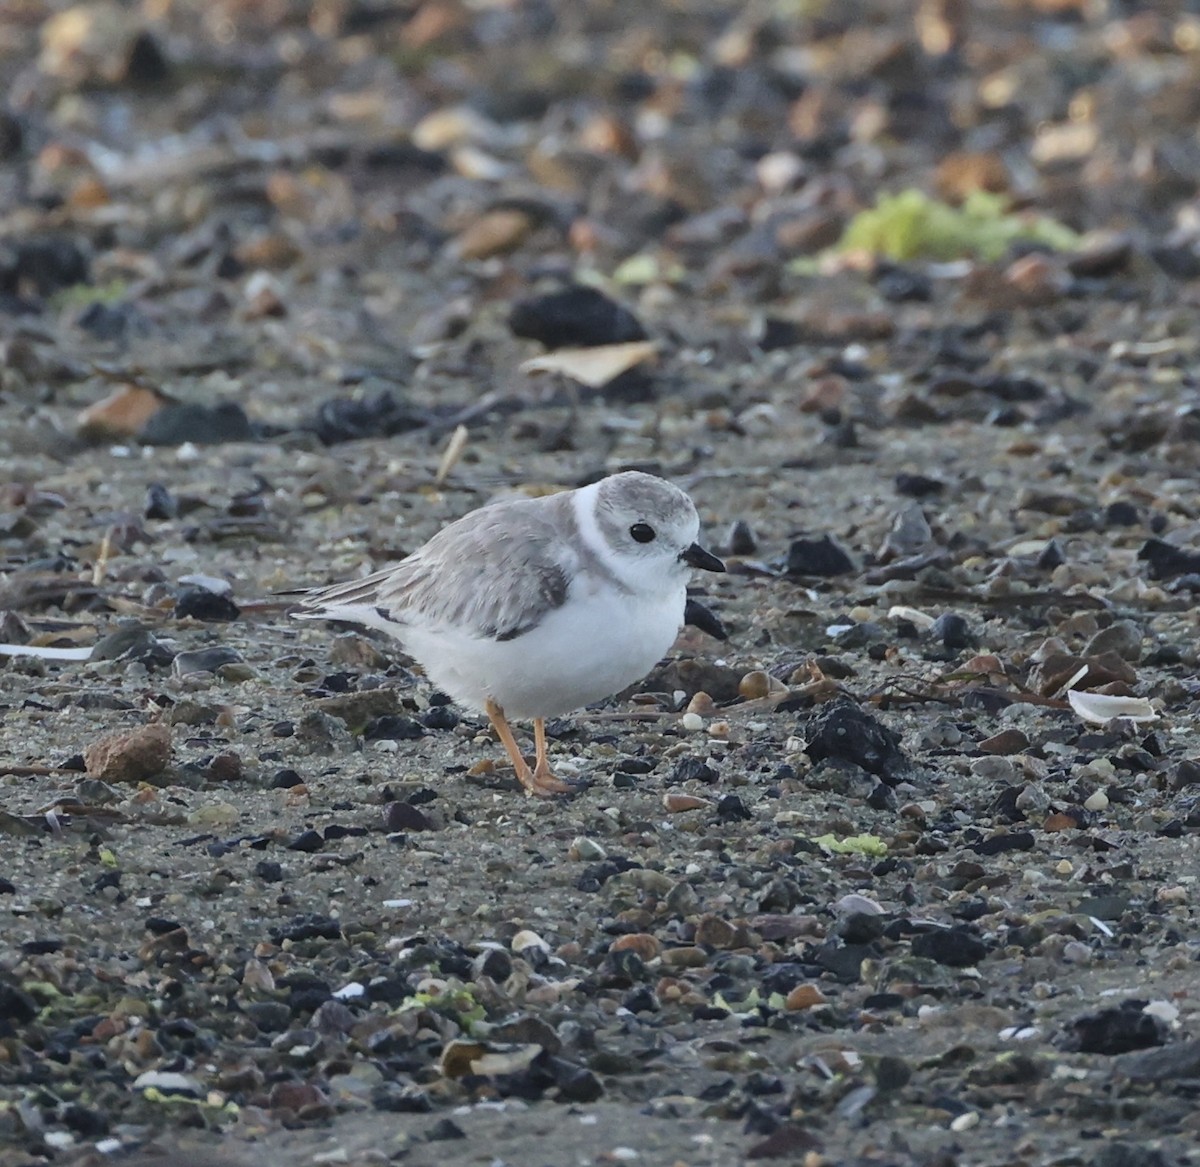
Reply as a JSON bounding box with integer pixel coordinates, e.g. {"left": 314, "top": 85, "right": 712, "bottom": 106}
{"left": 293, "top": 501, "right": 573, "bottom": 642}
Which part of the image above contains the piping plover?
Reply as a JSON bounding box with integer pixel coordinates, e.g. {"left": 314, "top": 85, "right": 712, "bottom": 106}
{"left": 293, "top": 471, "right": 725, "bottom": 796}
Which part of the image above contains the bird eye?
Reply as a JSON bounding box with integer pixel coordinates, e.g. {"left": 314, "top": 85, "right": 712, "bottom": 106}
{"left": 629, "top": 522, "right": 656, "bottom": 544}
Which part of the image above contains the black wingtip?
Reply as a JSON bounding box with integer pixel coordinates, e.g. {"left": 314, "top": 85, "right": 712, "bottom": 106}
{"left": 684, "top": 597, "right": 728, "bottom": 641}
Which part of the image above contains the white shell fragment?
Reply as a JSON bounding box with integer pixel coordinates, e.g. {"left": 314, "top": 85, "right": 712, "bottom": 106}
{"left": 1067, "top": 690, "right": 1159, "bottom": 725}
{"left": 0, "top": 643, "right": 94, "bottom": 661}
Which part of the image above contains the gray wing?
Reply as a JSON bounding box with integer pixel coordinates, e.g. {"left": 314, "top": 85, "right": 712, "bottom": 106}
{"left": 296, "top": 499, "right": 573, "bottom": 641}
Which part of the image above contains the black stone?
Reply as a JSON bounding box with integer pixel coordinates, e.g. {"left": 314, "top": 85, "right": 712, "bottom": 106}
{"left": 760, "top": 962, "right": 809, "bottom": 996}
{"left": 509, "top": 284, "right": 646, "bottom": 348}
{"left": 972, "top": 831, "right": 1035, "bottom": 856}
{"left": 0, "top": 983, "right": 38, "bottom": 1023}
{"left": 426, "top": 1118, "right": 467, "bottom": 1142}
{"left": 1138, "top": 538, "right": 1200, "bottom": 580}
{"left": 894, "top": 473, "right": 945, "bottom": 498}
{"left": 308, "top": 390, "right": 430, "bottom": 445}
{"left": 288, "top": 829, "right": 325, "bottom": 852}
{"left": 364, "top": 715, "right": 425, "bottom": 741}
{"left": 910, "top": 926, "right": 990, "bottom": 968}
{"left": 255, "top": 860, "right": 284, "bottom": 883}
{"left": 421, "top": 704, "right": 459, "bottom": 731}
{"left": 144, "top": 482, "right": 178, "bottom": 520}
{"left": 1095, "top": 1145, "right": 1169, "bottom": 1167}
{"left": 385, "top": 801, "right": 434, "bottom": 832}
{"left": 274, "top": 916, "right": 342, "bottom": 943}
{"left": 929, "top": 612, "right": 975, "bottom": 651}
{"left": 876, "top": 265, "right": 932, "bottom": 302}
{"left": 140, "top": 401, "right": 254, "bottom": 446}
{"left": 1104, "top": 501, "right": 1140, "bottom": 527}
{"left": 174, "top": 588, "right": 240, "bottom": 622}
{"left": 785, "top": 535, "right": 855, "bottom": 577}
{"left": 0, "top": 234, "right": 89, "bottom": 299}
{"left": 669, "top": 757, "right": 719, "bottom": 785}
{"left": 803, "top": 698, "right": 912, "bottom": 785}
{"left": 715, "top": 793, "right": 752, "bottom": 822}
{"left": 1069, "top": 1000, "right": 1166, "bottom": 1056}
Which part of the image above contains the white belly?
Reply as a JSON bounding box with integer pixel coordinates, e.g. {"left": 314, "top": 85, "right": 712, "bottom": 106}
{"left": 403, "top": 584, "right": 686, "bottom": 719}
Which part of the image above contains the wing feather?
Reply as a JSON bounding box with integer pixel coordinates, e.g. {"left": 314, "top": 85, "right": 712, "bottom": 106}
{"left": 295, "top": 497, "right": 575, "bottom": 641}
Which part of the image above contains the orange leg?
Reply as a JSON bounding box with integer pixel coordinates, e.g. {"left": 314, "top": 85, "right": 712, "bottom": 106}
{"left": 484, "top": 701, "right": 568, "bottom": 798}
{"left": 530, "top": 717, "right": 570, "bottom": 795}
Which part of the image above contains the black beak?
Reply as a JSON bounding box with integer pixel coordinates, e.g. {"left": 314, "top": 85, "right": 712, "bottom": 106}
{"left": 681, "top": 542, "right": 726, "bottom": 572}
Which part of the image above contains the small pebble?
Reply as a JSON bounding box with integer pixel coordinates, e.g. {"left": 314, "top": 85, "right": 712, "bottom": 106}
{"left": 1083, "top": 789, "right": 1109, "bottom": 812}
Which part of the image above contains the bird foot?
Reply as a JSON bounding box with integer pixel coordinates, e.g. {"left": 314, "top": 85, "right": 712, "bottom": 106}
{"left": 519, "top": 761, "right": 573, "bottom": 798}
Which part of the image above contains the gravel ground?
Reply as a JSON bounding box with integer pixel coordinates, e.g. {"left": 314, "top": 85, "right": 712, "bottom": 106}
{"left": 3, "top": 2, "right": 1200, "bottom": 1165}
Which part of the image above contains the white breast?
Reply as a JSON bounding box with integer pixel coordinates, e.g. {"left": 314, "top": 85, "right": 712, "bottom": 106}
{"left": 401, "top": 579, "right": 686, "bottom": 720}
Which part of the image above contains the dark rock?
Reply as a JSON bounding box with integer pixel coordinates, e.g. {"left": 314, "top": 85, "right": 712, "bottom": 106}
{"left": 894, "top": 472, "right": 945, "bottom": 498}
{"left": 643, "top": 658, "right": 743, "bottom": 702}
{"left": 174, "top": 588, "right": 240, "bottom": 622}
{"left": 910, "top": 926, "right": 989, "bottom": 968}
{"left": 813, "top": 942, "right": 872, "bottom": 982}
{"left": 1138, "top": 538, "right": 1200, "bottom": 580}
{"left": 75, "top": 300, "right": 139, "bottom": 340}
{"left": 929, "top": 612, "right": 975, "bottom": 651}
{"left": 308, "top": 390, "right": 430, "bottom": 445}
{"left": 421, "top": 704, "right": 460, "bottom": 731}
{"left": 173, "top": 646, "right": 243, "bottom": 676}
{"left": 1036, "top": 538, "right": 1066, "bottom": 570}
{"left": 509, "top": 284, "right": 646, "bottom": 348}
{"left": 838, "top": 912, "right": 885, "bottom": 945}
{"left": 1120, "top": 1038, "right": 1200, "bottom": 1083}
{"left": 1068, "top": 1000, "right": 1167, "bottom": 1055}
{"left": 385, "top": 802, "right": 435, "bottom": 832}
{"left": 716, "top": 793, "right": 752, "bottom": 821}
{"left": 668, "top": 757, "right": 719, "bottom": 785}
{"left": 123, "top": 29, "right": 171, "bottom": 87}
{"left": 747, "top": 1122, "right": 823, "bottom": 1159}
{"left": 785, "top": 535, "right": 855, "bottom": 577}
{"left": 726, "top": 519, "right": 757, "bottom": 555}
{"left": 1095, "top": 1145, "right": 1169, "bottom": 1167}
{"left": 144, "top": 482, "right": 178, "bottom": 519}
{"left": 426, "top": 1117, "right": 467, "bottom": 1141}
{"left": 876, "top": 265, "right": 932, "bottom": 302}
{"left": 140, "top": 402, "right": 254, "bottom": 446}
{"left": 973, "top": 829, "right": 1036, "bottom": 855}
{"left": 364, "top": 715, "right": 425, "bottom": 741}
{"left": 1104, "top": 500, "right": 1140, "bottom": 527}
{"left": 803, "top": 698, "right": 912, "bottom": 785}
{"left": 244, "top": 1000, "right": 291, "bottom": 1032}
{"left": 874, "top": 1055, "right": 911, "bottom": 1091}
{"left": 255, "top": 860, "right": 284, "bottom": 882}
{"left": 288, "top": 829, "right": 325, "bottom": 853}
{"left": 757, "top": 317, "right": 804, "bottom": 350}
{"left": 0, "top": 235, "right": 89, "bottom": 299}
{"left": 0, "top": 982, "right": 38, "bottom": 1024}
{"left": 91, "top": 625, "right": 173, "bottom": 667}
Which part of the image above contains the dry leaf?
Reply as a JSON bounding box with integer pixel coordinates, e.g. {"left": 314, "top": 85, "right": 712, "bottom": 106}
{"left": 76, "top": 384, "right": 165, "bottom": 441}
{"left": 520, "top": 341, "right": 657, "bottom": 388}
